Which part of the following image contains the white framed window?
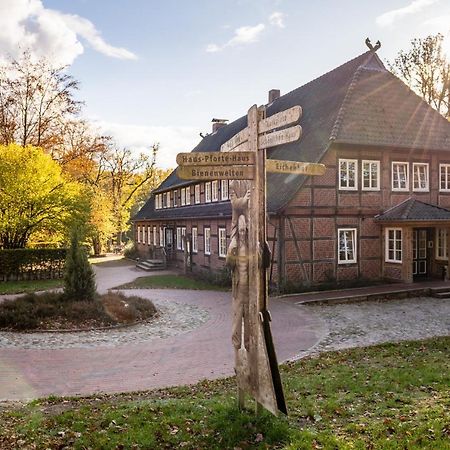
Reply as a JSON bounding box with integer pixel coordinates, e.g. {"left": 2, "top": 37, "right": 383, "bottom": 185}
{"left": 162, "top": 193, "right": 167, "bottom": 208}
{"left": 181, "top": 227, "right": 186, "bottom": 251}
{"left": 440, "top": 164, "right": 450, "bottom": 191}
{"left": 142, "top": 226, "right": 146, "bottom": 244}
{"left": 221, "top": 180, "right": 229, "bottom": 200}
{"left": 204, "top": 227, "right": 211, "bottom": 255}
{"left": 137, "top": 226, "right": 141, "bottom": 243}
{"left": 153, "top": 226, "right": 157, "bottom": 246}
{"left": 166, "top": 192, "right": 171, "bottom": 208}
{"left": 159, "top": 226, "right": 164, "bottom": 247}
{"left": 362, "top": 160, "right": 380, "bottom": 191}
{"left": 192, "top": 227, "right": 198, "bottom": 253}
{"left": 181, "top": 188, "right": 186, "bottom": 206}
{"left": 155, "top": 195, "right": 159, "bottom": 209}
{"left": 176, "top": 227, "right": 182, "bottom": 250}
{"left": 413, "top": 163, "right": 429, "bottom": 191}
{"left": 436, "top": 228, "right": 448, "bottom": 260}
{"left": 392, "top": 162, "right": 409, "bottom": 191}
{"left": 205, "top": 182, "right": 211, "bottom": 203}
{"left": 173, "top": 190, "right": 177, "bottom": 207}
{"left": 148, "top": 227, "right": 151, "bottom": 245}
{"left": 212, "top": 180, "right": 219, "bottom": 201}
{"left": 386, "top": 228, "right": 402, "bottom": 263}
{"left": 338, "top": 228, "right": 357, "bottom": 264}
{"left": 195, "top": 184, "right": 201, "bottom": 204}
{"left": 339, "top": 159, "right": 358, "bottom": 190}
{"left": 185, "top": 186, "right": 191, "bottom": 205}
{"left": 218, "top": 227, "right": 227, "bottom": 258}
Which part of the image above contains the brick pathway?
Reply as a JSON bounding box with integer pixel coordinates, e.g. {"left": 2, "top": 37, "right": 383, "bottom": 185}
{"left": 0, "top": 262, "right": 325, "bottom": 400}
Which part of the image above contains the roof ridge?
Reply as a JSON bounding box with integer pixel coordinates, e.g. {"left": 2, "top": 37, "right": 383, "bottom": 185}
{"left": 330, "top": 52, "right": 382, "bottom": 141}
{"left": 410, "top": 197, "right": 450, "bottom": 213}
{"left": 374, "top": 197, "right": 413, "bottom": 219}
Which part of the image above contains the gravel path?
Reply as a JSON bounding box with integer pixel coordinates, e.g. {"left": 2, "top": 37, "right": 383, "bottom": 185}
{"left": 295, "top": 296, "right": 450, "bottom": 358}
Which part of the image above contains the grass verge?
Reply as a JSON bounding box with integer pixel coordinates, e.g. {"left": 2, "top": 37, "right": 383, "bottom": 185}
{"left": 0, "top": 278, "right": 63, "bottom": 295}
{"left": 0, "top": 291, "right": 157, "bottom": 331}
{"left": 0, "top": 337, "right": 448, "bottom": 449}
{"left": 117, "top": 274, "right": 229, "bottom": 291}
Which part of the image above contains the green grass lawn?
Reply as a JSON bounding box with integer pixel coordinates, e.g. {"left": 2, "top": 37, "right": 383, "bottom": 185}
{"left": 117, "top": 274, "right": 230, "bottom": 291}
{"left": 0, "top": 278, "right": 63, "bottom": 295}
{"left": 1, "top": 337, "right": 449, "bottom": 449}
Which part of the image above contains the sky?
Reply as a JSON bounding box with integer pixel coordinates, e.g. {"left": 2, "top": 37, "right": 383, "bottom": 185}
{"left": 0, "top": 0, "right": 449, "bottom": 168}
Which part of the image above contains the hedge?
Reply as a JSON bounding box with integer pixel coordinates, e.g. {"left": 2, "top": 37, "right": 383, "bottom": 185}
{"left": 0, "top": 248, "right": 67, "bottom": 282}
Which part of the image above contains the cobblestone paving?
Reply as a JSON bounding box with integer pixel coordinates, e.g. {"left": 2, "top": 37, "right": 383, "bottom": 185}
{"left": 296, "top": 297, "right": 450, "bottom": 357}
{"left": 0, "top": 299, "right": 209, "bottom": 349}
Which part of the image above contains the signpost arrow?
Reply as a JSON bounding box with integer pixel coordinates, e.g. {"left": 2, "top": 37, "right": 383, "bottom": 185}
{"left": 177, "top": 165, "right": 254, "bottom": 180}
{"left": 176, "top": 151, "right": 255, "bottom": 166}
{"left": 266, "top": 159, "right": 326, "bottom": 175}
{"left": 259, "top": 105, "right": 302, "bottom": 133}
{"left": 220, "top": 127, "right": 249, "bottom": 152}
{"left": 258, "top": 125, "right": 302, "bottom": 150}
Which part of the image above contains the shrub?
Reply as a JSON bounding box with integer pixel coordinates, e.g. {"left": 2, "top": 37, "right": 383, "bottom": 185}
{"left": 123, "top": 241, "right": 138, "bottom": 260}
{"left": 63, "top": 231, "right": 96, "bottom": 302}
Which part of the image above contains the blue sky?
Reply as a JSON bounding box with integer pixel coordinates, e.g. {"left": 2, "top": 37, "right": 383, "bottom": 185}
{"left": 1, "top": 0, "right": 449, "bottom": 167}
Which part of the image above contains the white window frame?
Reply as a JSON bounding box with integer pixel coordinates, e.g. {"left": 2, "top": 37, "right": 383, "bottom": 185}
{"left": 137, "top": 226, "right": 141, "bottom": 243}
{"left": 218, "top": 227, "right": 227, "bottom": 258}
{"left": 185, "top": 186, "right": 191, "bottom": 205}
{"left": 181, "top": 227, "right": 186, "bottom": 251}
{"left": 412, "top": 163, "right": 429, "bottom": 192}
{"left": 155, "top": 195, "right": 159, "bottom": 210}
{"left": 195, "top": 184, "right": 201, "bottom": 204}
{"left": 192, "top": 227, "right": 198, "bottom": 253}
{"left": 337, "top": 228, "right": 357, "bottom": 264}
{"left": 176, "top": 227, "right": 182, "bottom": 250}
{"left": 212, "top": 180, "right": 219, "bottom": 202}
{"left": 181, "top": 188, "right": 186, "bottom": 206}
{"left": 166, "top": 191, "right": 171, "bottom": 208}
{"left": 173, "top": 189, "right": 177, "bottom": 207}
{"left": 392, "top": 162, "right": 409, "bottom": 191}
{"left": 148, "top": 226, "right": 151, "bottom": 245}
{"left": 205, "top": 182, "right": 212, "bottom": 203}
{"left": 436, "top": 228, "right": 448, "bottom": 260}
{"left": 339, "top": 159, "right": 358, "bottom": 190}
{"left": 221, "top": 180, "right": 229, "bottom": 200}
{"left": 153, "top": 226, "right": 157, "bottom": 246}
{"left": 204, "top": 227, "right": 211, "bottom": 255}
{"left": 385, "top": 228, "right": 402, "bottom": 263}
{"left": 142, "top": 226, "right": 146, "bottom": 244}
{"left": 159, "top": 226, "right": 164, "bottom": 247}
{"left": 362, "top": 160, "right": 380, "bottom": 191}
{"left": 439, "top": 164, "right": 450, "bottom": 192}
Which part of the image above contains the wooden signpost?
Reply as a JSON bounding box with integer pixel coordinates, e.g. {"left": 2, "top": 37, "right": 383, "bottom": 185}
{"left": 177, "top": 104, "right": 325, "bottom": 416}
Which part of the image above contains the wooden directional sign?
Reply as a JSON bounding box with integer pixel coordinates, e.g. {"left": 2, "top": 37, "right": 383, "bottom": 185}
{"left": 176, "top": 151, "right": 255, "bottom": 166}
{"left": 266, "top": 159, "right": 326, "bottom": 175}
{"left": 258, "top": 125, "right": 302, "bottom": 149}
{"left": 259, "top": 105, "right": 302, "bottom": 133}
{"left": 177, "top": 165, "right": 254, "bottom": 180}
{"left": 221, "top": 127, "right": 249, "bottom": 152}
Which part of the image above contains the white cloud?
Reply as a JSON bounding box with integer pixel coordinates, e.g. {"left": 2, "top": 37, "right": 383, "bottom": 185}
{"left": 206, "top": 23, "right": 265, "bottom": 53}
{"left": 94, "top": 121, "right": 200, "bottom": 169}
{"left": 0, "top": 0, "right": 137, "bottom": 65}
{"left": 269, "top": 11, "right": 285, "bottom": 28}
{"left": 376, "top": 0, "right": 439, "bottom": 27}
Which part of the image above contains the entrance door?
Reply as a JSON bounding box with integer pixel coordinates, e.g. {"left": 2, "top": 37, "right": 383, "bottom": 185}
{"left": 413, "top": 228, "right": 428, "bottom": 279}
{"left": 165, "top": 228, "right": 174, "bottom": 259}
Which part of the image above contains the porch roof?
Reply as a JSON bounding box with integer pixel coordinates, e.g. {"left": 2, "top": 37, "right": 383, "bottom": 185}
{"left": 374, "top": 198, "right": 450, "bottom": 223}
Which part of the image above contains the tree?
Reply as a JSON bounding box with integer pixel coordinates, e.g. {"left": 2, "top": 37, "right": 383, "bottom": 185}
{"left": 64, "top": 229, "right": 96, "bottom": 302}
{"left": 389, "top": 34, "right": 450, "bottom": 119}
{"left": 0, "top": 52, "right": 81, "bottom": 151}
{"left": 0, "top": 144, "right": 86, "bottom": 249}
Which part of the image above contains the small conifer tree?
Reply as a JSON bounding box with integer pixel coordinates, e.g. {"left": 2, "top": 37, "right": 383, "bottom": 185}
{"left": 64, "top": 230, "right": 96, "bottom": 301}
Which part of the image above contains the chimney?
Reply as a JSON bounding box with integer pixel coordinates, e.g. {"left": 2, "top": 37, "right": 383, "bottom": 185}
{"left": 268, "top": 89, "right": 280, "bottom": 103}
{"left": 212, "top": 118, "right": 228, "bottom": 133}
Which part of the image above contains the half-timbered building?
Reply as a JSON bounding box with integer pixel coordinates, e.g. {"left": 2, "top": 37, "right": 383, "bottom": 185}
{"left": 133, "top": 48, "right": 450, "bottom": 287}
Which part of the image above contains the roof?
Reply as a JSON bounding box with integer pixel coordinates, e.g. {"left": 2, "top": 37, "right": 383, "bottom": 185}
{"left": 134, "top": 49, "right": 450, "bottom": 221}
{"left": 374, "top": 198, "right": 450, "bottom": 222}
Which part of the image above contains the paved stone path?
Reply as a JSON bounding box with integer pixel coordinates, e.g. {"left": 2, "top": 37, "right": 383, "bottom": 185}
{"left": 0, "top": 259, "right": 448, "bottom": 401}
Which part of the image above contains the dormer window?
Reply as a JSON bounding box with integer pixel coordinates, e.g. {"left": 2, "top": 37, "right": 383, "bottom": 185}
{"left": 173, "top": 189, "right": 178, "bottom": 207}
{"left": 185, "top": 186, "right": 191, "bottom": 205}
{"left": 212, "top": 180, "right": 219, "bottom": 201}
{"left": 205, "top": 182, "right": 212, "bottom": 203}
{"left": 195, "top": 184, "right": 201, "bottom": 204}
{"left": 221, "top": 180, "right": 229, "bottom": 200}
{"left": 181, "top": 188, "right": 186, "bottom": 206}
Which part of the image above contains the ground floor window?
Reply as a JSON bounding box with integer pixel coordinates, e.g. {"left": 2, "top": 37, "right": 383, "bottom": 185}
{"left": 386, "top": 228, "right": 402, "bottom": 263}
{"left": 204, "top": 227, "right": 211, "bottom": 255}
{"left": 153, "top": 226, "right": 157, "bottom": 245}
{"left": 137, "top": 226, "right": 141, "bottom": 243}
{"left": 176, "top": 227, "right": 182, "bottom": 250}
{"left": 192, "top": 227, "right": 198, "bottom": 253}
{"left": 148, "top": 227, "right": 151, "bottom": 245}
{"left": 436, "top": 228, "right": 448, "bottom": 260}
{"left": 159, "top": 227, "right": 164, "bottom": 247}
{"left": 218, "top": 227, "right": 227, "bottom": 257}
{"left": 181, "top": 227, "right": 186, "bottom": 251}
{"left": 338, "top": 228, "right": 357, "bottom": 264}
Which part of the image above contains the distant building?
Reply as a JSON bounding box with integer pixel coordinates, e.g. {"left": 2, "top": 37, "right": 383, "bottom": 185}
{"left": 133, "top": 49, "right": 450, "bottom": 287}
